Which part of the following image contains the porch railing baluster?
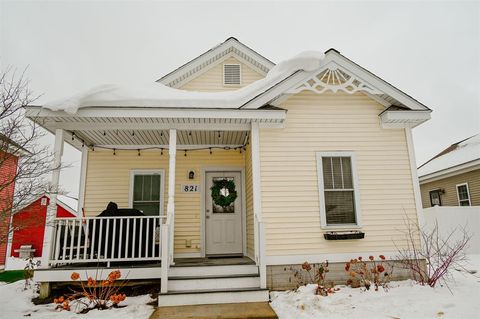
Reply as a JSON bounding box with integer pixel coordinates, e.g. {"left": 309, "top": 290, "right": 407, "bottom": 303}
{"left": 138, "top": 217, "right": 143, "bottom": 258}
{"left": 83, "top": 220, "right": 89, "bottom": 260}
{"left": 53, "top": 220, "right": 62, "bottom": 263}
{"left": 90, "top": 219, "right": 96, "bottom": 260}
{"left": 76, "top": 219, "right": 82, "bottom": 260}
{"left": 132, "top": 218, "right": 137, "bottom": 259}
{"left": 48, "top": 215, "right": 166, "bottom": 265}
{"left": 69, "top": 220, "right": 76, "bottom": 261}
{"left": 104, "top": 218, "right": 110, "bottom": 260}
{"left": 125, "top": 218, "right": 130, "bottom": 259}
{"left": 118, "top": 218, "right": 123, "bottom": 259}
{"left": 146, "top": 217, "right": 150, "bottom": 258}
{"left": 98, "top": 218, "right": 103, "bottom": 259}
{"left": 111, "top": 218, "right": 117, "bottom": 260}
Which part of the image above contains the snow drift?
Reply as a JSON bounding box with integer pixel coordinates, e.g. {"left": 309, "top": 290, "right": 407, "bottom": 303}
{"left": 44, "top": 51, "right": 325, "bottom": 114}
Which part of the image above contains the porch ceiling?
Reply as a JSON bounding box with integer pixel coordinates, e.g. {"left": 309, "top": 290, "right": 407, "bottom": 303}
{"left": 25, "top": 106, "right": 284, "bottom": 150}
{"left": 74, "top": 129, "right": 249, "bottom": 149}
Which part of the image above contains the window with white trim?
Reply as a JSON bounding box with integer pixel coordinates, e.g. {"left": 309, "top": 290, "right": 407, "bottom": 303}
{"left": 223, "top": 64, "right": 241, "bottom": 85}
{"left": 131, "top": 171, "right": 163, "bottom": 216}
{"left": 316, "top": 152, "right": 361, "bottom": 227}
{"left": 456, "top": 183, "right": 471, "bottom": 206}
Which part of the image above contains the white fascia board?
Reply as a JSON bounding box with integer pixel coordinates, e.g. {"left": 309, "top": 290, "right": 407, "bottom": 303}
{"left": 254, "top": 52, "right": 432, "bottom": 112}
{"left": 240, "top": 71, "right": 310, "bottom": 109}
{"left": 418, "top": 160, "right": 480, "bottom": 184}
{"left": 25, "top": 106, "right": 286, "bottom": 121}
{"left": 323, "top": 51, "right": 430, "bottom": 111}
{"left": 158, "top": 38, "right": 274, "bottom": 86}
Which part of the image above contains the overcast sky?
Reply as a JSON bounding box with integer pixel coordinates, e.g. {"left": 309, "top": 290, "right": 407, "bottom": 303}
{"left": 1, "top": 0, "right": 479, "bottom": 198}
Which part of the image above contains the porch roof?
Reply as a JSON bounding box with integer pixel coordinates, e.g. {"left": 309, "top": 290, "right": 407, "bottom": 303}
{"left": 25, "top": 106, "right": 286, "bottom": 150}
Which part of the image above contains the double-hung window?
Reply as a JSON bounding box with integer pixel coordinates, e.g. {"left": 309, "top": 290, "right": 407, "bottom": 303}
{"left": 130, "top": 170, "right": 164, "bottom": 216}
{"left": 316, "top": 152, "right": 361, "bottom": 228}
{"left": 456, "top": 183, "right": 471, "bottom": 206}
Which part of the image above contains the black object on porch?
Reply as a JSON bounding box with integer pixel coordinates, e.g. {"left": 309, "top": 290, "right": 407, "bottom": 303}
{"left": 88, "top": 202, "right": 160, "bottom": 260}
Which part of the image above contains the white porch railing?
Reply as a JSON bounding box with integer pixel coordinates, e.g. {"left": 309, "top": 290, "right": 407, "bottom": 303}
{"left": 50, "top": 215, "right": 166, "bottom": 265}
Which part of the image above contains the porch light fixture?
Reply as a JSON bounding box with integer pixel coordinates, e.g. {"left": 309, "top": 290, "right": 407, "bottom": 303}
{"left": 113, "top": 148, "right": 116, "bottom": 155}
{"left": 184, "top": 150, "right": 187, "bottom": 156}
{"left": 209, "top": 147, "right": 212, "bottom": 155}
{"left": 188, "top": 170, "right": 195, "bottom": 180}
{"left": 71, "top": 132, "right": 75, "bottom": 141}
{"left": 161, "top": 148, "right": 164, "bottom": 155}
{"left": 137, "top": 149, "right": 141, "bottom": 156}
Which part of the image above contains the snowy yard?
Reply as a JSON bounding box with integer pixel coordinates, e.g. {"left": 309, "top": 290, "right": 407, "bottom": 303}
{"left": 0, "top": 281, "right": 155, "bottom": 319}
{"left": 270, "top": 255, "right": 480, "bottom": 319}
{"left": 0, "top": 257, "right": 478, "bottom": 318}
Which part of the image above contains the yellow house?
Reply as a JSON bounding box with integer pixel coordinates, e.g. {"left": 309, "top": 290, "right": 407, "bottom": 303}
{"left": 27, "top": 38, "right": 431, "bottom": 305}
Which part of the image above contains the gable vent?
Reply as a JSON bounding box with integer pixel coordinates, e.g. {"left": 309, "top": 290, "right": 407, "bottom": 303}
{"left": 223, "top": 64, "right": 241, "bottom": 85}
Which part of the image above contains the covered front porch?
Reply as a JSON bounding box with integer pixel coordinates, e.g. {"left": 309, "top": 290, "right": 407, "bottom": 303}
{"left": 26, "top": 106, "right": 286, "bottom": 296}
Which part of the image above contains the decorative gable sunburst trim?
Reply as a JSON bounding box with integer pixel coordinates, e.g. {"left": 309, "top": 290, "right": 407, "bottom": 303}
{"left": 286, "top": 63, "right": 382, "bottom": 95}
{"left": 157, "top": 37, "right": 275, "bottom": 88}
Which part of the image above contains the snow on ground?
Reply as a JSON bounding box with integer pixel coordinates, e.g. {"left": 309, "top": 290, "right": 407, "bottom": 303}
{"left": 270, "top": 255, "right": 480, "bottom": 319}
{"left": 0, "top": 280, "right": 155, "bottom": 319}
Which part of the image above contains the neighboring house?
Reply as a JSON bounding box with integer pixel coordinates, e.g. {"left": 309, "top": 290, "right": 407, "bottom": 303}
{"left": 26, "top": 38, "right": 431, "bottom": 305}
{"left": 5, "top": 195, "right": 77, "bottom": 270}
{"left": 418, "top": 134, "right": 479, "bottom": 208}
{"left": 0, "top": 134, "right": 29, "bottom": 270}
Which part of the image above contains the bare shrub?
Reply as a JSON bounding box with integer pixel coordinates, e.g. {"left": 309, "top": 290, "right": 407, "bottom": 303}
{"left": 291, "top": 261, "right": 338, "bottom": 296}
{"left": 396, "top": 217, "right": 470, "bottom": 288}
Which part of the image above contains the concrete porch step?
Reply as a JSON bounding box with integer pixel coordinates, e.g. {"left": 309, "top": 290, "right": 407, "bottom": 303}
{"left": 158, "top": 288, "right": 269, "bottom": 307}
{"left": 169, "top": 264, "right": 258, "bottom": 277}
{"left": 151, "top": 302, "right": 277, "bottom": 319}
{"left": 168, "top": 274, "right": 260, "bottom": 291}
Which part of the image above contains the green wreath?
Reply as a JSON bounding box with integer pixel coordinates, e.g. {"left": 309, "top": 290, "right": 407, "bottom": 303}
{"left": 211, "top": 179, "right": 237, "bottom": 207}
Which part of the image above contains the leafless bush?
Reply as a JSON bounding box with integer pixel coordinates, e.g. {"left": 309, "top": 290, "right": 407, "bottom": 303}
{"left": 1, "top": 67, "right": 62, "bottom": 245}
{"left": 396, "top": 216, "right": 471, "bottom": 288}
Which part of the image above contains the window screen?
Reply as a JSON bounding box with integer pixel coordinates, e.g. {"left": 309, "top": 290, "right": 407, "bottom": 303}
{"left": 132, "top": 174, "right": 161, "bottom": 215}
{"left": 321, "top": 156, "right": 356, "bottom": 225}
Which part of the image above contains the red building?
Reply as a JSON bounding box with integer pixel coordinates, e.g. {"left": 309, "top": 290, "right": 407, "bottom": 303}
{"left": 0, "top": 150, "right": 19, "bottom": 269}
{"left": 1, "top": 133, "right": 30, "bottom": 269}
{"left": 8, "top": 195, "right": 77, "bottom": 260}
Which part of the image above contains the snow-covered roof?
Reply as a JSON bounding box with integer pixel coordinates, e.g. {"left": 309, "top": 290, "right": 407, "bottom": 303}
{"left": 418, "top": 134, "right": 480, "bottom": 180}
{"left": 44, "top": 51, "right": 324, "bottom": 114}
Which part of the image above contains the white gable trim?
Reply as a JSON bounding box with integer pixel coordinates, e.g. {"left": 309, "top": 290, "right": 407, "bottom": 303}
{"left": 241, "top": 50, "right": 431, "bottom": 112}
{"left": 157, "top": 38, "right": 274, "bottom": 88}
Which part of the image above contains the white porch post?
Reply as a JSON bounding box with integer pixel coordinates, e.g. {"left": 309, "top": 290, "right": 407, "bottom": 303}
{"left": 40, "top": 129, "right": 64, "bottom": 268}
{"left": 251, "top": 122, "right": 266, "bottom": 289}
{"left": 77, "top": 147, "right": 88, "bottom": 217}
{"left": 167, "top": 129, "right": 176, "bottom": 265}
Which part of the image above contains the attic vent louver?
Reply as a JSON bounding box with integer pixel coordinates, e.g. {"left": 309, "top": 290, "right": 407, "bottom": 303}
{"left": 223, "top": 64, "right": 241, "bottom": 85}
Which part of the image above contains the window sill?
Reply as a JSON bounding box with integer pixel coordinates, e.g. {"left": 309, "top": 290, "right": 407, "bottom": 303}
{"left": 321, "top": 224, "right": 362, "bottom": 231}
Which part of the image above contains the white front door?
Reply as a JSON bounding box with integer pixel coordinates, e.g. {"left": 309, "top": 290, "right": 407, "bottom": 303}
{"left": 205, "top": 171, "right": 243, "bottom": 256}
